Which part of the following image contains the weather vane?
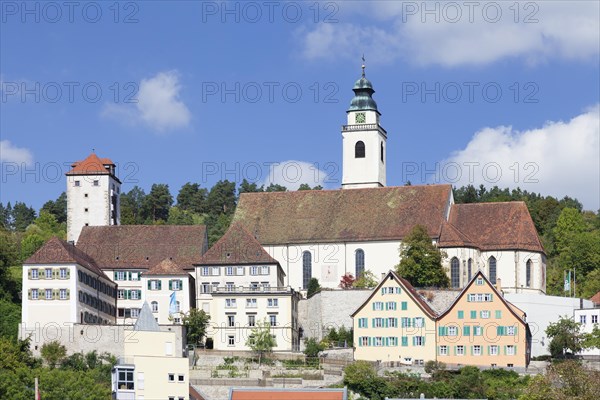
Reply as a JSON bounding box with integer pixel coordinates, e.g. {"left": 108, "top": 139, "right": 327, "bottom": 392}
{"left": 361, "top": 54, "right": 366, "bottom": 77}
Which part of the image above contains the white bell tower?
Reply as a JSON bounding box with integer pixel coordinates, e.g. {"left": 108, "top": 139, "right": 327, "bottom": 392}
{"left": 341, "top": 60, "right": 387, "bottom": 189}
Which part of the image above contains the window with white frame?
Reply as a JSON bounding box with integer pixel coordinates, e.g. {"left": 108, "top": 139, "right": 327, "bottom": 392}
{"left": 131, "top": 272, "right": 140, "bottom": 281}
{"left": 506, "top": 345, "right": 515, "bottom": 355}
{"left": 31, "top": 269, "right": 39, "bottom": 279}
{"left": 227, "top": 315, "right": 235, "bottom": 327}
{"left": 388, "top": 337, "right": 398, "bottom": 346}
{"left": 414, "top": 317, "right": 425, "bottom": 328}
{"left": 439, "top": 345, "right": 448, "bottom": 356}
{"left": 60, "top": 289, "right": 67, "bottom": 300}
{"left": 473, "top": 326, "right": 483, "bottom": 336}
{"left": 456, "top": 345, "right": 465, "bottom": 355}
{"left": 236, "top": 266, "right": 244, "bottom": 275}
{"left": 178, "top": 374, "right": 184, "bottom": 382}
{"left": 116, "top": 367, "right": 134, "bottom": 390}
{"left": 250, "top": 266, "right": 259, "bottom": 275}
{"left": 225, "top": 299, "right": 237, "bottom": 308}
{"left": 149, "top": 280, "right": 160, "bottom": 290}
{"left": 175, "top": 301, "right": 180, "bottom": 312}
{"left": 448, "top": 326, "right": 458, "bottom": 336}
{"left": 45, "top": 289, "right": 53, "bottom": 300}
{"left": 225, "top": 282, "right": 235, "bottom": 292}
{"left": 228, "top": 335, "right": 235, "bottom": 346}
{"left": 59, "top": 268, "right": 67, "bottom": 279}
{"left": 130, "top": 290, "right": 139, "bottom": 300}
{"left": 131, "top": 308, "right": 140, "bottom": 318}
{"left": 386, "top": 301, "right": 396, "bottom": 310}
{"left": 248, "top": 315, "right": 256, "bottom": 327}
{"left": 388, "top": 317, "right": 397, "bottom": 328}
{"left": 174, "top": 317, "right": 181, "bottom": 324}
{"left": 580, "top": 315, "right": 587, "bottom": 324}
{"left": 476, "top": 277, "right": 484, "bottom": 285}
{"left": 269, "top": 314, "right": 277, "bottom": 326}
{"left": 201, "top": 267, "right": 210, "bottom": 276}
{"left": 490, "top": 345, "right": 499, "bottom": 355}
{"left": 246, "top": 298, "right": 257, "bottom": 308}
{"left": 117, "top": 290, "right": 125, "bottom": 300}
{"left": 225, "top": 267, "right": 234, "bottom": 276}
{"left": 151, "top": 301, "right": 158, "bottom": 313}
{"left": 374, "top": 337, "right": 383, "bottom": 346}
{"left": 261, "top": 266, "right": 269, "bottom": 275}
{"left": 267, "top": 298, "right": 278, "bottom": 307}
{"left": 481, "top": 310, "right": 490, "bottom": 319}
{"left": 171, "top": 280, "right": 182, "bottom": 290}
{"left": 373, "top": 302, "right": 384, "bottom": 311}
{"left": 212, "top": 267, "right": 219, "bottom": 276}
{"left": 201, "top": 282, "right": 210, "bottom": 293}
{"left": 373, "top": 318, "right": 384, "bottom": 328}
{"left": 116, "top": 271, "right": 126, "bottom": 281}
{"left": 473, "top": 345, "right": 482, "bottom": 355}
{"left": 360, "top": 337, "right": 368, "bottom": 346}
{"left": 476, "top": 293, "right": 484, "bottom": 302}
{"left": 261, "top": 281, "right": 270, "bottom": 289}
{"left": 506, "top": 326, "right": 516, "bottom": 336}
{"left": 168, "top": 373, "right": 175, "bottom": 382}
{"left": 45, "top": 268, "right": 52, "bottom": 279}
{"left": 31, "top": 289, "right": 38, "bottom": 300}
{"left": 484, "top": 294, "right": 492, "bottom": 301}
{"left": 358, "top": 318, "right": 368, "bottom": 328}
{"left": 413, "top": 336, "right": 425, "bottom": 346}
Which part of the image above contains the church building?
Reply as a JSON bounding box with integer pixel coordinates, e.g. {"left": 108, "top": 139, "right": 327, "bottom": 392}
{"left": 232, "top": 64, "right": 546, "bottom": 294}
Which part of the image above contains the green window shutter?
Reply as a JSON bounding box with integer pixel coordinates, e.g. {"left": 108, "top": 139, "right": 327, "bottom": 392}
{"left": 169, "top": 280, "right": 173, "bottom": 290}
{"left": 28, "top": 289, "right": 32, "bottom": 299}
{"left": 114, "top": 272, "right": 118, "bottom": 280}
{"left": 148, "top": 281, "right": 151, "bottom": 290}
{"left": 66, "top": 289, "right": 70, "bottom": 300}
{"left": 128, "top": 271, "right": 132, "bottom": 281}
{"left": 458, "top": 310, "right": 464, "bottom": 319}
{"left": 372, "top": 303, "right": 375, "bottom": 311}
{"left": 490, "top": 294, "right": 493, "bottom": 301}
{"left": 438, "top": 326, "right": 444, "bottom": 336}
{"left": 358, "top": 338, "right": 361, "bottom": 347}
{"left": 487, "top": 345, "right": 491, "bottom": 355}
{"left": 178, "top": 280, "right": 183, "bottom": 290}
{"left": 503, "top": 345, "right": 507, "bottom": 355}
{"left": 495, "top": 310, "right": 502, "bottom": 319}
{"left": 126, "top": 290, "right": 131, "bottom": 299}
{"left": 138, "top": 290, "right": 142, "bottom": 298}
{"left": 463, "top": 326, "right": 470, "bottom": 336}
{"left": 514, "top": 326, "right": 518, "bottom": 336}
{"left": 423, "top": 336, "right": 426, "bottom": 345}
{"left": 28, "top": 269, "right": 32, "bottom": 279}
{"left": 514, "top": 345, "right": 517, "bottom": 354}
{"left": 368, "top": 337, "right": 372, "bottom": 346}
{"left": 402, "top": 336, "right": 408, "bottom": 347}
{"left": 66, "top": 269, "right": 70, "bottom": 279}
{"left": 402, "top": 302, "right": 407, "bottom": 310}
{"left": 53, "top": 289, "right": 58, "bottom": 300}
{"left": 497, "top": 326, "right": 502, "bottom": 336}
{"left": 470, "top": 311, "right": 476, "bottom": 319}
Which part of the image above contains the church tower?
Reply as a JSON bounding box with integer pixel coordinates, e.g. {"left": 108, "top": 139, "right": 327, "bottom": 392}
{"left": 342, "top": 60, "right": 387, "bottom": 189}
{"left": 66, "top": 153, "right": 121, "bottom": 243}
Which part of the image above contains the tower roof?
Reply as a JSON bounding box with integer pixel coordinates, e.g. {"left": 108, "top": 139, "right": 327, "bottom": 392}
{"left": 347, "top": 61, "right": 379, "bottom": 113}
{"left": 66, "top": 153, "right": 115, "bottom": 176}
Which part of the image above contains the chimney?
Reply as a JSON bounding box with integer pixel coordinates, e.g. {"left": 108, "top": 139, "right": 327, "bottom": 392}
{"left": 381, "top": 272, "right": 386, "bottom": 280}
{"left": 496, "top": 278, "right": 502, "bottom": 293}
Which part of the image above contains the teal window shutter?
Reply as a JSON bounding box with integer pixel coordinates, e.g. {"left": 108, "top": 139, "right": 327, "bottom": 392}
{"left": 402, "top": 301, "right": 407, "bottom": 310}
{"left": 368, "top": 337, "right": 372, "bottom": 346}
{"left": 128, "top": 271, "right": 132, "bottom": 280}
{"left": 402, "top": 336, "right": 408, "bottom": 347}
{"left": 158, "top": 280, "right": 162, "bottom": 290}
{"left": 148, "top": 280, "right": 151, "bottom": 290}
{"left": 463, "top": 326, "right": 470, "bottom": 336}
{"left": 470, "top": 310, "right": 477, "bottom": 319}
{"left": 458, "top": 310, "right": 464, "bottom": 319}
{"left": 114, "top": 271, "right": 118, "bottom": 280}
{"left": 497, "top": 326, "right": 502, "bottom": 336}
{"left": 169, "top": 280, "right": 173, "bottom": 290}
{"left": 514, "top": 326, "right": 518, "bottom": 336}
{"left": 358, "top": 338, "right": 362, "bottom": 347}
{"left": 495, "top": 310, "right": 502, "bottom": 318}
{"left": 422, "top": 336, "right": 426, "bottom": 345}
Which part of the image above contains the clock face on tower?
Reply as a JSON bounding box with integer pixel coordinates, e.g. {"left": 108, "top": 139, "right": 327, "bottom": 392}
{"left": 355, "top": 112, "right": 366, "bottom": 124}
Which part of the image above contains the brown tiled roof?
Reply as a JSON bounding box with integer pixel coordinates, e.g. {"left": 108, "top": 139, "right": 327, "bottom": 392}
{"left": 440, "top": 202, "right": 544, "bottom": 253}
{"left": 229, "top": 388, "right": 347, "bottom": 400}
{"left": 76, "top": 225, "right": 207, "bottom": 270}
{"left": 197, "top": 222, "right": 279, "bottom": 266}
{"left": 146, "top": 258, "right": 188, "bottom": 276}
{"left": 351, "top": 270, "right": 438, "bottom": 318}
{"left": 233, "top": 185, "right": 453, "bottom": 245}
{"left": 66, "top": 153, "right": 114, "bottom": 175}
{"left": 24, "top": 236, "right": 105, "bottom": 277}
{"left": 591, "top": 291, "right": 600, "bottom": 305}
{"left": 438, "top": 221, "right": 477, "bottom": 248}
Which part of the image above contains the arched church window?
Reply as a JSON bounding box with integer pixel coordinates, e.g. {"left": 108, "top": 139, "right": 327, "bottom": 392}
{"left": 526, "top": 260, "right": 532, "bottom": 287}
{"left": 355, "top": 141, "right": 365, "bottom": 158}
{"left": 488, "top": 256, "right": 497, "bottom": 284}
{"left": 355, "top": 249, "right": 365, "bottom": 278}
{"left": 380, "top": 142, "right": 384, "bottom": 163}
{"left": 302, "top": 251, "right": 312, "bottom": 289}
{"left": 467, "top": 258, "right": 473, "bottom": 281}
{"left": 450, "top": 257, "right": 460, "bottom": 288}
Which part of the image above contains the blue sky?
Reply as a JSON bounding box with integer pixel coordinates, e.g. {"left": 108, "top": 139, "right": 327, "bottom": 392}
{"left": 1, "top": 1, "right": 599, "bottom": 211}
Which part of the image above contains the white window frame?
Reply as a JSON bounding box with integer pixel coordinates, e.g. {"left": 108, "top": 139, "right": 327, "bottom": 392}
{"left": 225, "top": 299, "right": 237, "bottom": 308}
{"left": 592, "top": 315, "right": 598, "bottom": 324}
{"left": 250, "top": 266, "right": 259, "bottom": 275}
{"left": 31, "top": 269, "right": 39, "bottom": 279}
{"left": 227, "top": 335, "right": 235, "bottom": 346}
{"left": 201, "top": 267, "right": 210, "bottom": 276}
{"left": 130, "top": 290, "right": 139, "bottom": 300}
{"left": 225, "top": 266, "right": 234, "bottom": 276}
{"left": 481, "top": 310, "right": 490, "bottom": 319}
{"left": 151, "top": 301, "right": 158, "bottom": 313}
{"left": 267, "top": 298, "right": 278, "bottom": 307}
{"left": 490, "top": 345, "right": 499, "bottom": 355}
{"left": 172, "top": 280, "right": 182, "bottom": 290}
{"left": 261, "top": 266, "right": 269, "bottom": 275}
{"left": 360, "top": 337, "right": 368, "bottom": 346}
{"left": 374, "top": 337, "right": 383, "bottom": 347}
{"left": 116, "top": 271, "right": 126, "bottom": 281}
{"left": 506, "top": 345, "right": 515, "bottom": 355}
{"left": 59, "top": 268, "right": 67, "bottom": 279}
{"left": 236, "top": 266, "right": 244, "bottom": 275}
{"left": 473, "top": 345, "right": 482, "bottom": 356}
{"left": 211, "top": 267, "right": 219, "bottom": 276}
{"left": 373, "top": 302, "right": 383, "bottom": 311}
{"left": 373, "top": 318, "right": 383, "bottom": 328}
{"left": 131, "top": 308, "right": 140, "bottom": 318}
{"left": 59, "top": 289, "right": 67, "bottom": 300}
{"left": 246, "top": 298, "right": 257, "bottom": 308}
{"left": 45, "top": 289, "right": 53, "bottom": 300}
{"left": 456, "top": 345, "right": 465, "bottom": 356}
{"left": 448, "top": 326, "right": 458, "bottom": 336}
{"left": 269, "top": 314, "right": 277, "bottom": 326}
{"left": 439, "top": 345, "right": 448, "bottom": 356}
{"left": 31, "top": 288, "right": 38, "bottom": 300}
{"left": 506, "top": 326, "right": 516, "bottom": 336}
{"left": 45, "top": 268, "right": 52, "bottom": 279}
{"left": 248, "top": 315, "right": 256, "bottom": 327}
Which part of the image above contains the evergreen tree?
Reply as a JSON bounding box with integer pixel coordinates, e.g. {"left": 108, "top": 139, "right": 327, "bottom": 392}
{"left": 265, "top": 183, "right": 287, "bottom": 192}
{"left": 120, "top": 186, "right": 146, "bottom": 224}
{"left": 176, "top": 182, "right": 208, "bottom": 214}
{"left": 206, "top": 180, "right": 237, "bottom": 216}
{"left": 11, "top": 202, "right": 36, "bottom": 231}
{"left": 238, "top": 179, "right": 264, "bottom": 195}
{"left": 142, "top": 184, "right": 173, "bottom": 223}
{"left": 396, "top": 225, "right": 449, "bottom": 288}
{"left": 307, "top": 278, "right": 321, "bottom": 297}
{"left": 40, "top": 192, "right": 67, "bottom": 224}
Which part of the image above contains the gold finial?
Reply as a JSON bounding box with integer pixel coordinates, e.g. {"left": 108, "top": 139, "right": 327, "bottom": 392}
{"left": 361, "top": 54, "right": 366, "bottom": 78}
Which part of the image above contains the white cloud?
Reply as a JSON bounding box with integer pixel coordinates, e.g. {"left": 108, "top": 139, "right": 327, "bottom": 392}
{"left": 441, "top": 105, "right": 600, "bottom": 211}
{"left": 298, "top": 1, "right": 599, "bottom": 66}
{"left": 102, "top": 70, "right": 191, "bottom": 133}
{"left": 0, "top": 140, "right": 33, "bottom": 164}
{"left": 261, "top": 160, "right": 330, "bottom": 191}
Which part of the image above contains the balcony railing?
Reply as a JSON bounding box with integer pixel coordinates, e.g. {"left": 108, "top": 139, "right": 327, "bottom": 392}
{"left": 210, "top": 286, "right": 293, "bottom": 294}
{"left": 342, "top": 123, "right": 387, "bottom": 135}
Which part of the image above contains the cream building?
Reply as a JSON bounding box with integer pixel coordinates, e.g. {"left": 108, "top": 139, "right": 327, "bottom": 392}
{"left": 437, "top": 271, "right": 531, "bottom": 368}
{"left": 66, "top": 153, "right": 121, "bottom": 243}
{"left": 21, "top": 237, "right": 117, "bottom": 332}
{"left": 112, "top": 302, "right": 189, "bottom": 400}
{"left": 193, "top": 223, "right": 300, "bottom": 352}
{"left": 232, "top": 68, "right": 546, "bottom": 294}
{"left": 574, "top": 306, "right": 600, "bottom": 359}
{"left": 351, "top": 271, "right": 438, "bottom": 365}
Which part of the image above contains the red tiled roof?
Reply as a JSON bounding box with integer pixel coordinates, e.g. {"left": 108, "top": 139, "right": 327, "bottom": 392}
{"left": 351, "top": 270, "right": 437, "bottom": 318}
{"left": 440, "top": 202, "right": 544, "bottom": 253}
{"left": 197, "top": 222, "right": 279, "bottom": 266}
{"left": 233, "top": 185, "right": 453, "bottom": 245}
{"left": 438, "top": 221, "right": 477, "bottom": 248}
{"left": 146, "top": 258, "right": 189, "bottom": 276}
{"left": 24, "top": 236, "right": 106, "bottom": 277}
{"left": 66, "top": 153, "right": 114, "bottom": 175}
{"left": 591, "top": 291, "right": 600, "bottom": 305}
{"left": 229, "top": 388, "right": 347, "bottom": 400}
{"left": 76, "top": 225, "right": 207, "bottom": 270}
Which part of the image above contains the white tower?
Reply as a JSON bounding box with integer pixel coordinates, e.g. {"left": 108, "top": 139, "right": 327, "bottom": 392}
{"left": 342, "top": 61, "right": 387, "bottom": 189}
{"left": 66, "top": 153, "right": 121, "bottom": 243}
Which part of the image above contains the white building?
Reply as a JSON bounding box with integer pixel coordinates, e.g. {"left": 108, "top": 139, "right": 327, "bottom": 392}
{"left": 574, "top": 306, "right": 600, "bottom": 359}
{"left": 142, "top": 258, "right": 194, "bottom": 325}
{"left": 21, "top": 237, "right": 117, "bottom": 331}
{"left": 112, "top": 302, "right": 189, "bottom": 400}
{"left": 232, "top": 67, "right": 546, "bottom": 295}
{"left": 66, "top": 153, "right": 121, "bottom": 243}
{"left": 193, "top": 222, "right": 300, "bottom": 352}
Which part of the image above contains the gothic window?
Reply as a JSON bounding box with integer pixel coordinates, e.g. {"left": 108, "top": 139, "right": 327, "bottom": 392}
{"left": 488, "top": 256, "right": 497, "bottom": 284}
{"left": 355, "top": 249, "right": 365, "bottom": 278}
{"left": 526, "top": 260, "right": 532, "bottom": 287}
{"left": 302, "top": 251, "right": 312, "bottom": 289}
{"left": 355, "top": 141, "right": 365, "bottom": 158}
{"left": 467, "top": 258, "right": 473, "bottom": 281}
{"left": 450, "top": 257, "right": 460, "bottom": 288}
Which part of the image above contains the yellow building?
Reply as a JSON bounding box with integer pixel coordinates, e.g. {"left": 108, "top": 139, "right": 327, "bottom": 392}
{"left": 437, "top": 271, "right": 531, "bottom": 368}
{"left": 351, "top": 271, "right": 437, "bottom": 366}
